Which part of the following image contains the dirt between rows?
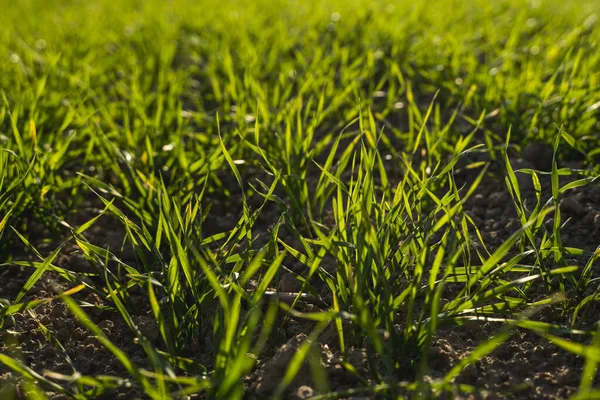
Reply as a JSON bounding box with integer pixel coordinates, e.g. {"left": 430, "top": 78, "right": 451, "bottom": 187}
{"left": 1, "top": 142, "right": 600, "bottom": 399}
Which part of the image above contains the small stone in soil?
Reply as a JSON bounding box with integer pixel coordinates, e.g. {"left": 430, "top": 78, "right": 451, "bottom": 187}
{"left": 593, "top": 213, "right": 600, "bottom": 229}
{"left": 293, "top": 385, "right": 314, "bottom": 399}
{"left": 254, "top": 333, "right": 316, "bottom": 394}
{"left": 559, "top": 197, "right": 586, "bottom": 216}
{"left": 279, "top": 272, "right": 300, "bottom": 293}
{"left": 488, "top": 192, "right": 507, "bottom": 208}
{"left": 56, "top": 327, "right": 71, "bottom": 342}
{"left": 473, "top": 193, "right": 486, "bottom": 207}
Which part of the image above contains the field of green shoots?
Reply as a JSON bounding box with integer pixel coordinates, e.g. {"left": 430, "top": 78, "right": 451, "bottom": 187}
{"left": 1, "top": 0, "right": 600, "bottom": 398}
